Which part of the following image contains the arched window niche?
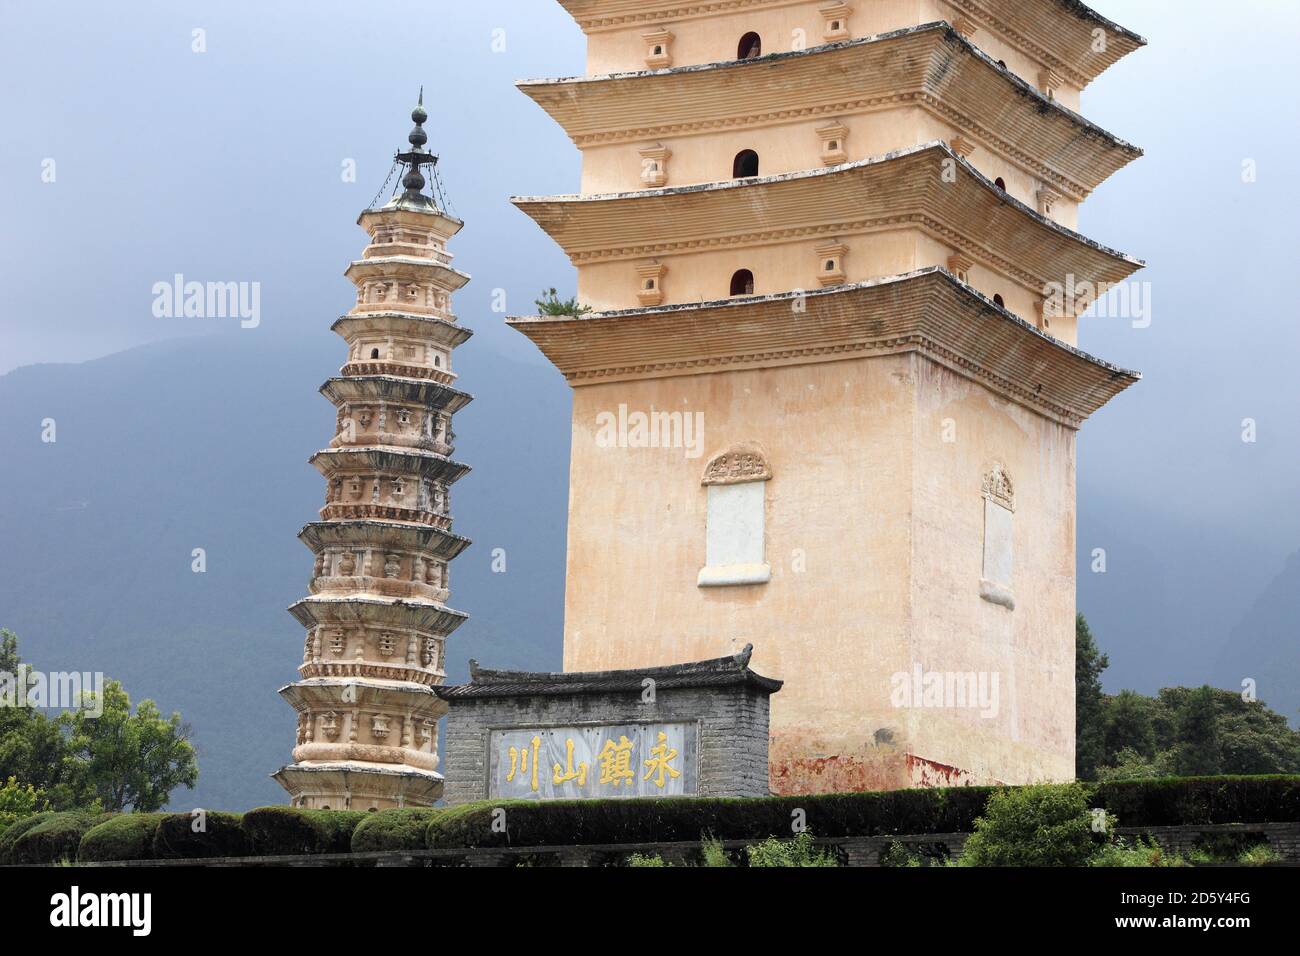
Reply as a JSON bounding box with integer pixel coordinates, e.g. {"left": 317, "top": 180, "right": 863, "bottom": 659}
{"left": 729, "top": 269, "right": 755, "bottom": 296}
{"left": 979, "top": 462, "right": 1016, "bottom": 610}
{"left": 697, "top": 442, "right": 772, "bottom": 588}
{"left": 738, "top": 32, "right": 762, "bottom": 59}
{"left": 733, "top": 149, "right": 759, "bottom": 179}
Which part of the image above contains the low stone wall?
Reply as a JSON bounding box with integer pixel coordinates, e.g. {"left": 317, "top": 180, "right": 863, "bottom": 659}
{"left": 56, "top": 821, "right": 1300, "bottom": 868}
{"left": 1114, "top": 822, "right": 1300, "bottom": 861}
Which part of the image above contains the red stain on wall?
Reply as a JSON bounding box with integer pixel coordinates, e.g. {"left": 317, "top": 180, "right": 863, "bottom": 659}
{"left": 770, "top": 748, "right": 984, "bottom": 795}
{"left": 904, "top": 753, "right": 980, "bottom": 788}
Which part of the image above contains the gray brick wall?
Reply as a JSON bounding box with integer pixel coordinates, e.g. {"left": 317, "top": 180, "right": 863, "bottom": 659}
{"left": 442, "top": 685, "right": 772, "bottom": 804}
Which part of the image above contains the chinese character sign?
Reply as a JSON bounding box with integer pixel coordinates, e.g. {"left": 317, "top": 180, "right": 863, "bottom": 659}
{"left": 489, "top": 723, "right": 697, "bottom": 799}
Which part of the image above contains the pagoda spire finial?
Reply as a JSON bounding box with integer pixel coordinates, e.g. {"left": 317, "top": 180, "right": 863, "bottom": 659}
{"left": 395, "top": 87, "right": 436, "bottom": 209}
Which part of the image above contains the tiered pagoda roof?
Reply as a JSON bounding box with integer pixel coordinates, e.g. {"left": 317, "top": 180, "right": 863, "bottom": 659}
{"left": 556, "top": 0, "right": 1145, "bottom": 89}
{"left": 514, "top": 141, "right": 1142, "bottom": 293}
{"left": 509, "top": 267, "right": 1138, "bottom": 428}
{"left": 521, "top": 22, "right": 1141, "bottom": 201}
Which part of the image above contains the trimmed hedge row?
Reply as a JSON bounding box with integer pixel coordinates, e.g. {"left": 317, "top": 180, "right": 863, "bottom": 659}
{"left": 350, "top": 808, "right": 445, "bottom": 852}
{"left": 243, "top": 806, "right": 364, "bottom": 856}
{"left": 72, "top": 807, "right": 366, "bottom": 863}
{"left": 425, "top": 776, "right": 1300, "bottom": 850}
{"left": 1094, "top": 775, "right": 1300, "bottom": 827}
{"left": 77, "top": 814, "right": 167, "bottom": 863}
{"left": 425, "top": 790, "right": 998, "bottom": 850}
{"left": 3, "top": 811, "right": 112, "bottom": 865}
{"left": 6, "top": 775, "right": 1297, "bottom": 863}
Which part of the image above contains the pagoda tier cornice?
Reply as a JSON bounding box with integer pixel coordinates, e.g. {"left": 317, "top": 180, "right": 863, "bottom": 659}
{"left": 558, "top": 0, "right": 804, "bottom": 30}
{"left": 520, "top": 22, "right": 1140, "bottom": 201}
{"left": 508, "top": 267, "right": 1139, "bottom": 429}
{"left": 319, "top": 376, "right": 474, "bottom": 415}
{"left": 289, "top": 594, "right": 468, "bottom": 635}
{"left": 332, "top": 312, "right": 473, "bottom": 349}
{"left": 951, "top": 0, "right": 1145, "bottom": 90}
{"left": 272, "top": 764, "right": 444, "bottom": 806}
{"left": 280, "top": 678, "right": 449, "bottom": 714}
{"left": 299, "top": 659, "right": 445, "bottom": 687}
{"left": 309, "top": 446, "right": 471, "bottom": 486}
{"left": 344, "top": 256, "right": 471, "bottom": 292}
{"left": 298, "top": 519, "right": 472, "bottom": 562}
{"left": 556, "top": 0, "right": 1144, "bottom": 87}
{"left": 358, "top": 204, "right": 464, "bottom": 237}
{"left": 514, "top": 142, "right": 1142, "bottom": 294}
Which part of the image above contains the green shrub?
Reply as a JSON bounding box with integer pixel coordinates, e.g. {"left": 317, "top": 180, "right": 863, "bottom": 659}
{"left": 1090, "top": 836, "right": 1187, "bottom": 868}
{"left": 699, "top": 837, "right": 734, "bottom": 868}
{"left": 241, "top": 806, "right": 364, "bottom": 856}
{"left": 880, "top": 840, "right": 923, "bottom": 867}
{"left": 0, "top": 811, "right": 51, "bottom": 864}
{"left": 745, "top": 833, "right": 839, "bottom": 867}
{"left": 77, "top": 814, "right": 165, "bottom": 863}
{"left": 350, "top": 808, "right": 445, "bottom": 853}
{"left": 626, "top": 852, "right": 670, "bottom": 867}
{"left": 960, "top": 783, "right": 1100, "bottom": 867}
{"left": 152, "top": 811, "right": 248, "bottom": 859}
{"left": 9, "top": 811, "right": 110, "bottom": 865}
{"left": 0, "top": 777, "right": 47, "bottom": 839}
{"left": 1239, "top": 843, "right": 1280, "bottom": 865}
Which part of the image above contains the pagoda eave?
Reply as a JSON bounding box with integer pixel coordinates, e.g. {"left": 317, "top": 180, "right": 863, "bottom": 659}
{"left": 520, "top": 21, "right": 1139, "bottom": 199}
{"left": 319, "top": 375, "right": 474, "bottom": 414}
{"left": 555, "top": 0, "right": 1144, "bottom": 87}
{"left": 514, "top": 142, "right": 1142, "bottom": 292}
{"left": 309, "top": 446, "right": 471, "bottom": 485}
{"left": 344, "top": 256, "right": 471, "bottom": 291}
{"left": 298, "top": 519, "right": 472, "bottom": 562}
{"left": 279, "top": 678, "right": 449, "bottom": 712}
{"left": 273, "top": 764, "right": 444, "bottom": 807}
{"left": 508, "top": 266, "right": 1139, "bottom": 429}
{"left": 288, "top": 594, "right": 469, "bottom": 634}
{"left": 331, "top": 312, "right": 472, "bottom": 349}
{"left": 358, "top": 204, "right": 464, "bottom": 237}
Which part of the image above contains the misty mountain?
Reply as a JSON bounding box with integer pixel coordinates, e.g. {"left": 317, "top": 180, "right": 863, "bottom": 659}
{"left": 1, "top": 328, "right": 1295, "bottom": 810}
{"left": 0, "top": 329, "right": 569, "bottom": 810}
{"left": 1214, "top": 551, "right": 1300, "bottom": 722}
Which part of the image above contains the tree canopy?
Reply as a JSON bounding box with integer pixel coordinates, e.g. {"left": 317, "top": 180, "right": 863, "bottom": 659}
{"left": 1076, "top": 615, "right": 1300, "bottom": 780}
{"left": 0, "top": 629, "right": 197, "bottom": 823}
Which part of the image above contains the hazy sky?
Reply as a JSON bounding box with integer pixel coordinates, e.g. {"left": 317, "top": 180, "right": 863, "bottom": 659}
{"left": 2, "top": 1, "right": 1298, "bottom": 688}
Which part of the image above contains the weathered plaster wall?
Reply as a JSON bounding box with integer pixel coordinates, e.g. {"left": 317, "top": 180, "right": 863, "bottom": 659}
{"left": 580, "top": 0, "right": 1081, "bottom": 110}
{"left": 562, "top": 350, "right": 1077, "bottom": 794}
{"left": 905, "top": 355, "right": 1076, "bottom": 784}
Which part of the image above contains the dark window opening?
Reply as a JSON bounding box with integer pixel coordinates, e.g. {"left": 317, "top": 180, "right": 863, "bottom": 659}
{"left": 994, "top": 177, "right": 1006, "bottom": 191}
{"left": 733, "top": 149, "right": 760, "bottom": 178}
{"left": 730, "top": 269, "right": 755, "bottom": 296}
{"left": 993, "top": 294, "right": 1005, "bottom": 308}
{"left": 369, "top": 348, "right": 380, "bottom": 359}
{"left": 738, "top": 32, "right": 762, "bottom": 59}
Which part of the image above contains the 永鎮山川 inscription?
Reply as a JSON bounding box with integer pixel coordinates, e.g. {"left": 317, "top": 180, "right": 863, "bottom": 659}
{"left": 489, "top": 723, "right": 697, "bottom": 799}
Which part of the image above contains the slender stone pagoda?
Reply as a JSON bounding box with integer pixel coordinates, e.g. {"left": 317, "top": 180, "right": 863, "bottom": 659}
{"left": 274, "top": 95, "right": 473, "bottom": 810}
{"left": 511, "top": 3, "right": 1145, "bottom": 794}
